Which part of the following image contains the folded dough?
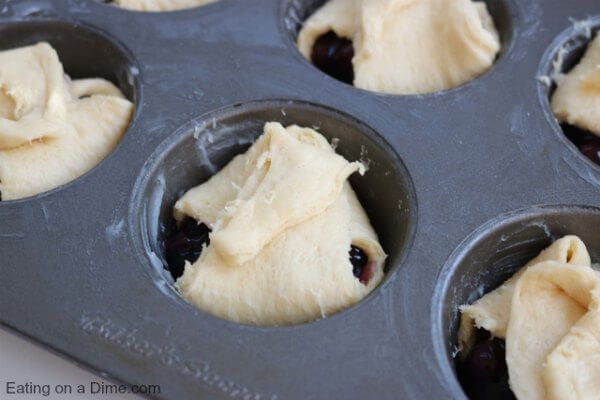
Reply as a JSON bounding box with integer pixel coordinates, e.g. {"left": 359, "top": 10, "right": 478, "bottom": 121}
{"left": 507, "top": 262, "right": 600, "bottom": 400}
{"left": 459, "top": 235, "right": 590, "bottom": 352}
{"left": 174, "top": 122, "right": 386, "bottom": 325}
{"left": 297, "top": 0, "right": 501, "bottom": 95}
{"left": 0, "top": 42, "right": 133, "bottom": 200}
{"left": 112, "top": 0, "right": 216, "bottom": 11}
{"left": 459, "top": 236, "right": 600, "bottom": 400}
{"left": 551, "top": 33, "right": 600, "bottom": 137}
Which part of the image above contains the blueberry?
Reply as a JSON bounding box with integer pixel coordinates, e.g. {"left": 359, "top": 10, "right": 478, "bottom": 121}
{"left": 458, "top": 329, "right": 515, "bottom": 400}
{"left": 349, "top": 245, "right": 376, "bottom": 284}
{"left": 580, "top": 141, "right": 600, "bottom": 165}
{"left": 181, "top": 217, "right": 211, "bottom": 240}
{"left": 562, "top": 123, "right": 600, "bottom": 166}
{"left": 463, "top": 337, "right": 506, "bottom": 382}
{"left": 165, "top": 217, "right": 210, "bottom": 279}
{"left": 349, "top": 245, "right": 368, "bottom": 278}
{"left": 311, "top": 31, "right": 355, "bottom": 85}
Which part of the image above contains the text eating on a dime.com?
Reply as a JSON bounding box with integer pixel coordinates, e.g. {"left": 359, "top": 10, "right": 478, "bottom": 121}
{"left": 4, "top": 380, "right": 161, "bottom": 397}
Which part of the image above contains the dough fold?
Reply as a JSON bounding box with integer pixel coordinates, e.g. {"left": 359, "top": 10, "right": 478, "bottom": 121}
{"left": 0, "top": 43, "right": 133, "bottom": 200}
{"left": 551, "top": 34, "right": 600, "bottom": 137}
{"left": 459, "top": 235, "right": 590, "bottom": 352}
{"left": 507, "top": 262, "right": 600, "bottom": 400}
{"left": 113, "top": 0, "right": 216, "bottom": 11}
{"left": 297, "top": 0, "right": 501, "bottom": 94}
{"left": 459, "top": 236, "right": 600, "bottom": 400}
{"left": 174, "top": 122, "right": 386, "bottom": 325}
{"left": 176, "top": 122, "right": 363, "bottom": 266}
{"left": 0, "top": 42, "right": 73, "bottom": 149}
{"left": 544, "top": 310, "right": 600, "bottom": 400}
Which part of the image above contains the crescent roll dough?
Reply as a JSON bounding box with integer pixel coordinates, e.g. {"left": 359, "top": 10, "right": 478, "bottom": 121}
{"left": 459, "top": 236, "right": 600, "bottom": 400}
{"left": 112, "top": 0, "right": 216, "bottom": 11}
{"left": 297, "top": 0, "right": 501, "bottom": 94}
{"left": 0, "top": 42, "right": 133, "bottom": 200}
{"left": 507, "top": 262, "right": 600, "bottom": 400}
{"left": 174, "top": 122, "right": 386, "bottom": 325}
{"left": 551, "top": 33, "right": 600, "bottom": 137}
{"left": 459, "top": 235, "right": 591, "bottom": 352}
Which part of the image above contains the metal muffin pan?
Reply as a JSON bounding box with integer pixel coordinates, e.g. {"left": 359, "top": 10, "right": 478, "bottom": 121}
{"left": 0, "top": 0, "right": 598, "bottom": 399}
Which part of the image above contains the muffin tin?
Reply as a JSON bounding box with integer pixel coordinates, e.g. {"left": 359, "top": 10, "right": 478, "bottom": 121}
{"left": 0, "top": 0, "right": 598, "bottom": 399}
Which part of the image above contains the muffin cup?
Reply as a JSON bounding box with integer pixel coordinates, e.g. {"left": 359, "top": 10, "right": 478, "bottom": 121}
{"left": 433, "top": 205, "right": 600, "bottom": 398}
{"left": 130, "top": 99, "right": 416, "bottom": 308}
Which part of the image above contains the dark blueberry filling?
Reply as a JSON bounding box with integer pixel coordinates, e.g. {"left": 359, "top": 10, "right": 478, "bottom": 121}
{"left": 349, "top": 245, "right": 367, "bottom": 276}
{"left": 458, "top": 329, "right": 515, "bottom": 400}
{"left": 166, "top": 222, "right": 375, "bottom": 284}
{"left": 165, "top": 217, "right": 211, "bottom": 279}
{"left": 311, "top": 31, "right": 354, "bottom": 85}
{"left": 562, "top": 123, "right": 600, "bottom": 166}
{"left": 349, "top": 245, "right": 375, "bottom": 284}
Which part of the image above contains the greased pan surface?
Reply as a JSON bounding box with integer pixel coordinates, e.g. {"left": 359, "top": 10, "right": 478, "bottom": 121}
{"left": 0, "top": 0, "right": 598, "bottom": 399}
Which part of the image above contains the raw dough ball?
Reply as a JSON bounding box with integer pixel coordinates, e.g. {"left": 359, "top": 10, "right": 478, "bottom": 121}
{"left": 551, "top": 33, "right": 600, "bottom": 137}
{"left": 174, "top": 122, "right": 386, "bottom": 325}
{"left": 0, "top": 43, "right": 133, "bottom": 200}
{"left": 297, "top": 0, "right": 501, "bottom": 95}
{"left": 459, "top": 236, "right": 600, "bottom": 400}
{"left": 112, "top": 0, "right": 217, "bottom": 11}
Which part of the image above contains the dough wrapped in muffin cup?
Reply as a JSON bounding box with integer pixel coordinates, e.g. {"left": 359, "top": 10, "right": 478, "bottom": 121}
{"left": 172, "top": 122, "right": 387, "bottom": 325}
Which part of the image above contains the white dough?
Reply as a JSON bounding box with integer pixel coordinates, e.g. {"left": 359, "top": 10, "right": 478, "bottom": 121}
{"left": 507, "top": 262, "right": 600, "bottom": 400}
{"left": 459, "top": 235, "right": 590, "bottom": 353}
{"left": 297, "top": 0, "right": 501, "bottom": 95}
{"left": 174, "top": 122, "right": 386, "bottom": 325}
{"left": 113, "top": 0, "right": 216, "bottom": 11}
{"left": 0, "top": 43, "right": 133, "bottom": 200}
{"left": 551, "top": 33, "right": 600, "bottom": 137}
{"left": 459, "top": 236, "right": 600, "bottom": 400}
{"left": 543, "top": 310, "right": 600, "bottom": 400}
